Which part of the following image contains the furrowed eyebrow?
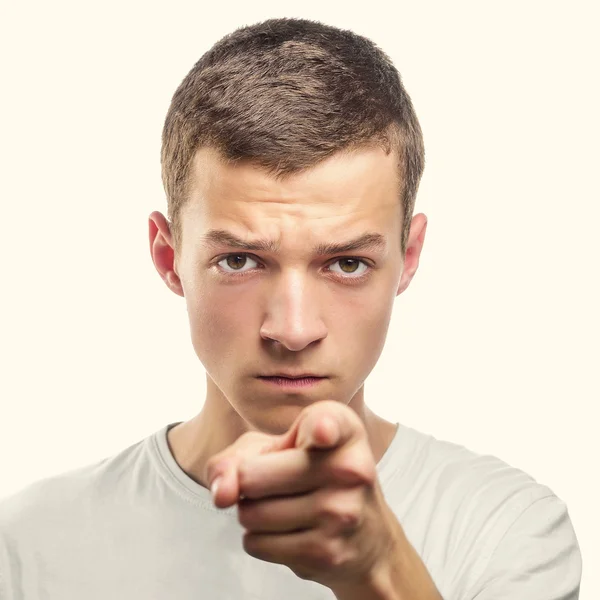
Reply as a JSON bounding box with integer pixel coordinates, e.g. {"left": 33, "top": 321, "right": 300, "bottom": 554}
{"left": 201, "top": 229, "right": 386, "bottom": 255}
{"left": 201, "top": 230, "right": 280, "bottom": 252}
{"left": 314, "top": 233, "right": 386, "bottom": 255}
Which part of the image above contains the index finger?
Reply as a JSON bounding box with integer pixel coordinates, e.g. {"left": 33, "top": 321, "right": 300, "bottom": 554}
{"left": 293, "top": 400, "right": 366, "bottom": 451}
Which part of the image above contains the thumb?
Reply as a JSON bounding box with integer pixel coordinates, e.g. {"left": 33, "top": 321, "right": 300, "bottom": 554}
{"left": 205, "top": 431, "right": 284, "bottom": 508}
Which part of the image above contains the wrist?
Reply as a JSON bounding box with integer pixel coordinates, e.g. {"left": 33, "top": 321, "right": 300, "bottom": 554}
{"left": 331, "top": 536, "right": 405, "bottom": 600}
{"left": 330, "top": 561, "right": 399, "bottom": 600}
{"left": 331, "top": 528, "right": 442, "bottom": 600}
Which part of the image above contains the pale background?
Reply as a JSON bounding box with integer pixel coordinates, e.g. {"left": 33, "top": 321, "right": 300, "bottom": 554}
{"left": 0, "top": 0, "right": 598, "bottom": 597}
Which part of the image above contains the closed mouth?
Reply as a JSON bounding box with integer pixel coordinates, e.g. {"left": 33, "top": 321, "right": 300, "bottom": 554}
{"left": 258, "top": 375, "right": 325, "bottom": 379}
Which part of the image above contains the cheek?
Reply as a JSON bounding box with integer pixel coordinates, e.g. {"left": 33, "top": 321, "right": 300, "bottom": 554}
{"left": 184, "top": 281, "right": 255, "bottom": 362}
{"left": 338, "top": 288, "right": 396, "bottom": 368}
{"left": 360, "top": 307, "right": 394, "bottom": 353}
{"left": 352, "top": 290, "right": 395, "bottom": 370}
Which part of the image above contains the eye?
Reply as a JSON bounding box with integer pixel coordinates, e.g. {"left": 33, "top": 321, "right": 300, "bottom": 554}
{"left": 217, "top": 254, "right": 260, "bottom": 273}
{"left": 328, "top": 258, "right": 369, "bottom": 278}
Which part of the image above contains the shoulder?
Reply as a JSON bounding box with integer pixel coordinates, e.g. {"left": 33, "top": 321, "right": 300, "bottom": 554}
{"left": 413, "top": 428, "right": 570, "bottom": 545}
{"left": 386, "top": 424, "right": 553, "bottom": 514}
{"left": 389, "top": 426, "right": 582, "bottom": 598}
{"left": 0, "top": 434, "right": 150, "bottom": 536}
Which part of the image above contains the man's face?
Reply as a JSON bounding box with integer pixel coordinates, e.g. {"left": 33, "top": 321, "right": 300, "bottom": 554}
{"left": 161, "top": 145, "right": 421, "bottom": 433}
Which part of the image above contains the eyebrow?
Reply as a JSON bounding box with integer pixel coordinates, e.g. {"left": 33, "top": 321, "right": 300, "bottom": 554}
{"left": 201, "top": 229, "right": 386, "bottom": 255}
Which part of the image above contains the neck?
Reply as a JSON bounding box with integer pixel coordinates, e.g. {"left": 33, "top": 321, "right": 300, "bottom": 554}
{"left": 167, "top": 376, "right": 398, "bottom": 490}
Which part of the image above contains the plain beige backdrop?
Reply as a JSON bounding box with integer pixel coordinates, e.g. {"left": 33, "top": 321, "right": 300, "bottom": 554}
{"left": 1, "top": 0, "right": 598, "bottom": 597}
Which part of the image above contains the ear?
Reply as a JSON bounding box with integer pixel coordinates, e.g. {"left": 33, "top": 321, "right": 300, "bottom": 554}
{"left": 397, "top": 213, "right": 428, "bottom": 296}
{"left": 148, "top": 211, "right": 184, "bottom": 297}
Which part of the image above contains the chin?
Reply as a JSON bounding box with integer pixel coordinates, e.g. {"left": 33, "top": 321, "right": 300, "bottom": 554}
{"left": 241, "top": 401, "right": 310, "bottom": 435}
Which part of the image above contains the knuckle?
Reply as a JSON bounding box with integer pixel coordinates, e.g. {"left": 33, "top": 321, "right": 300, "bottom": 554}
{"left": 321, "top": 539, "right": 346, "bottom": 568}
{"left": 319, "top": 496, "right": 361, "bottom": 532}
{"left": 242, "top": 533, "right": 260, "bottom": 558}
{"left": 292, "top": 566, "right": 314, "bottom": 581}
{"left": 302, "top": 536, "right": 351, "bottom": 571}
{"left": 337, "top": 508, "right": 360, "bottom": 530}
{"left": 307, "top": 538, "right": 333, "bottom": 566}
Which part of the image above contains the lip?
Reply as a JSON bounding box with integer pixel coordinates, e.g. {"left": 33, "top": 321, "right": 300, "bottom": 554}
{"left": 260, "top": 373, "right": 325, "bottom": 379}
{"left": 257, "top": 375, "right": 326, "bottom": 389}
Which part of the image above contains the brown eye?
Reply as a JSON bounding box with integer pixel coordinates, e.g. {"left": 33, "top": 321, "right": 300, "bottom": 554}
{"left": 339, "top": 259, "right": 359, "bottom": 273}
{"left": 226, "top": 255, "right": 247, "bottom": 269}
{"left": 217, "top": 254, "right": 259, "bottom": 273}
{"left": 329, "top": 258, "right": 369, "bottom": 278}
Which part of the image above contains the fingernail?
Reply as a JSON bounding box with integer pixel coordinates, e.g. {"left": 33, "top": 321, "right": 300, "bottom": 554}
{"left": 211, "top": 476, "right": 222, "bottom": 500}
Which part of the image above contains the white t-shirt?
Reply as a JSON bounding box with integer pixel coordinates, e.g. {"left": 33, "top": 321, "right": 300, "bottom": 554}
{"left": 0, "top": 422, "right": 582, "bottom": 599}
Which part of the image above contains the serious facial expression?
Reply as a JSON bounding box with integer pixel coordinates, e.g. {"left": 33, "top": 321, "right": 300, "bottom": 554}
{"left": 173, "top": 145, "right": 406, "bottom": 433}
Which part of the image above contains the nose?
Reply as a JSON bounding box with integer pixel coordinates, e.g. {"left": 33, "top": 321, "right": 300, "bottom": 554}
{"left": 259, "top": 270, "right": 328, "bottom": 352}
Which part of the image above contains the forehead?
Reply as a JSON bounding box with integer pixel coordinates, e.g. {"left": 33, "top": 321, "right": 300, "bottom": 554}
{"left": 181, "top": 145, "right": 403, "bottom": 252}
{"left": 188, "top": 145, "right": 401, "bottom": 210}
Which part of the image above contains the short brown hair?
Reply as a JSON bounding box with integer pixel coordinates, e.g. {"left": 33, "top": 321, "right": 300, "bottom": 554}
{"left": 161, "top": 17, "right": 425, "bottom": 256}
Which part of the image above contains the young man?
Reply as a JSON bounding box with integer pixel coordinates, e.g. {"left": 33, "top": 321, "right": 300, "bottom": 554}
{"left": 0, "top": 17, "right": 581, "bottom": 600}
